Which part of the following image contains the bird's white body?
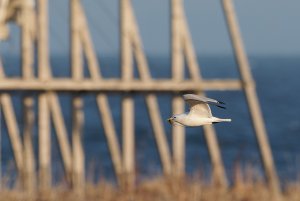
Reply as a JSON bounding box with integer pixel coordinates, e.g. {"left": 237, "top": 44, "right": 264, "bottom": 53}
{"left": 172, "top": 113, "right": 231, "bottom": 127}
{"left": 168, "top": 94, "right": 231, "bottom": 127}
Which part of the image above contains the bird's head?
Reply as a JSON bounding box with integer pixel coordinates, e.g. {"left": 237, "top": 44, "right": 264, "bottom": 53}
{"left": 167, "top": 114, "right": 182, "bottom": 125}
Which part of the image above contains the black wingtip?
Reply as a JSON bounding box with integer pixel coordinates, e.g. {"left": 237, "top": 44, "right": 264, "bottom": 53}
{"left": 216, "top": 105, "right": 226, "bottom": 109}
{"left": 218, "top": 101, "right": 226, "bottom": 105}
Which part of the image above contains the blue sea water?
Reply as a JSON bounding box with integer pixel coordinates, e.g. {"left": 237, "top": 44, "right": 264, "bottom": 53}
{"left": 0, "top": 55, "right": 299, "bottom": 184}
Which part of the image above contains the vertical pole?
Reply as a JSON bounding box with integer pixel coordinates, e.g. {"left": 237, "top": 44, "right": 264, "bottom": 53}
{"left": 171, "top": 0, "right": 185, "bottom": 177}
{"left": 71, "top": 0, "right": 85, "bottom": 192}
{"left": 120, "top": 0, "right": 135, "bottom": 188}
{"left": 23, "top": 98, "right": 35, "bottom": 191}
{"left": 38, "top": 96, "right": 51, "bottom": 189}
{"left": 21, "top": 1, "right": 36, "bottom": 191}
{"left": 37, "top": 0, "right": 51, "bottom": 190}
{"left": 38, "top": 0, "right": 50, "bottom": 80}
{"left": 222, "top": 0, "right": 280, "bottom": 197}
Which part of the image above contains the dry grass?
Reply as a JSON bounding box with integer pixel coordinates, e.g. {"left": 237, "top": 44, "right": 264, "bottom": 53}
{"left": 0, "top": 177, "right": 300, "bottom": 201}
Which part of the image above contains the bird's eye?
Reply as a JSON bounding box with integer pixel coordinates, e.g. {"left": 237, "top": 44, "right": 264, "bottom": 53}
{"left": 174, "top": 117, "right": 176, "bottom": 119}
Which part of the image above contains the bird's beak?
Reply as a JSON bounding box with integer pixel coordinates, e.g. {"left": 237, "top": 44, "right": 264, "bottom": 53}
{"left": 167, "top": 118, "right": 172, "bottom": 124}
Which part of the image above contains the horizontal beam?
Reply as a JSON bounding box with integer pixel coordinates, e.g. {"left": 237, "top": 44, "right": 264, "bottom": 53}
{"left": 0, "top": 79, "right": 242, "bottom": 92}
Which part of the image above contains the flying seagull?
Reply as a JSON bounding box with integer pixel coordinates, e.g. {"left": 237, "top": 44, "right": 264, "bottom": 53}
{"left": 168, "top": 94, "right": 231, "bottom": 127}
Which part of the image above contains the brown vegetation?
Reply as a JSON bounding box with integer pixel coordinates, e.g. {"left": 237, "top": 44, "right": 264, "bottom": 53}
{"left": 0, "top": 176, "right": 299, "bottom": 201}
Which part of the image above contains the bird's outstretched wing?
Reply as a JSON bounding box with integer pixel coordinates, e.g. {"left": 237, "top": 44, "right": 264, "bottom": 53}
{"left": 183, "top": 94, "right": 226, "bottom": 118}
{"left": 183, "top": 94, "right": 226, "bottom": 109}
{"left": 184, "top": 98, "right": 212, "bottom": 117}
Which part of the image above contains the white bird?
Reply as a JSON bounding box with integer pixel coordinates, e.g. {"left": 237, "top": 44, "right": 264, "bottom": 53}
{"left": 168, "top": 94, "right": 231, "bottom": 127}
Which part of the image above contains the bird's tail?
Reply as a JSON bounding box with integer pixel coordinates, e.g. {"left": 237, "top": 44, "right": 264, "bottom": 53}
{"left": 220, "top": 118, "right": 232, "bottom": 122}
{"left": 213, "top": 117, "right": 232, "bottom": 123}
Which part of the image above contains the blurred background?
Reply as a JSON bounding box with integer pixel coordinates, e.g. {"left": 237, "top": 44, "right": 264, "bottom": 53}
{"left": 0, "top": 0, "right": 299, "bottom": 185}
